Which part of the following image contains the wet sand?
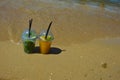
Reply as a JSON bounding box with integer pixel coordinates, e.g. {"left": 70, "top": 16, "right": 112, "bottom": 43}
{"left": 0, "top": 0, "right": 120, "bottom": 80}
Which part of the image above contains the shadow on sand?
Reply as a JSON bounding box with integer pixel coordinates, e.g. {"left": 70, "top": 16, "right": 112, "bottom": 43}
{"left": 31, "top": 46, "right": 64, "bottom": 55}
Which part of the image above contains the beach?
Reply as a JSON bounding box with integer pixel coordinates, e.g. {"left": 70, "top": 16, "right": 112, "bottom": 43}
{"left": 0, "top": 0, "right": 120, "bottom": 80}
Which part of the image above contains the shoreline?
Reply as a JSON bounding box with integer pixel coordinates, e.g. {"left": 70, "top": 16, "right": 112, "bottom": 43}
{"left": 0, "top": 1, "right": 120, "bottom": 45}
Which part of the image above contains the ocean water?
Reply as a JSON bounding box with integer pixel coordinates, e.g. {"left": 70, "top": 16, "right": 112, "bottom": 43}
{"left": 0, "top": 0, "right": 120, "bottom": 11}
{"left": 40, "top": 0, "right": 120, "bottom": 7}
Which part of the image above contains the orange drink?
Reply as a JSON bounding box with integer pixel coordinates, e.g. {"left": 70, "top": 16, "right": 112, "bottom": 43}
{"left": 39, "top": 40, "right": 52, "bottom": 54}
{"left": 39, "top": 34, "right": 54, "bottom": 54}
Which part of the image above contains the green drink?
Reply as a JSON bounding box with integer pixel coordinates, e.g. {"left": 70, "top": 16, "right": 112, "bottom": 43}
{"left": 23, "top": 40, "right": 35, "bottom": 53}
{"left": 22, "top": 29, "right": 37, "bottom": 53}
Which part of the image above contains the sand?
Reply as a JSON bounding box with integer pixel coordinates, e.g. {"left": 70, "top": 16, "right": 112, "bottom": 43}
{"left": 0, "top": 0, "right": 120, "bottom": 80}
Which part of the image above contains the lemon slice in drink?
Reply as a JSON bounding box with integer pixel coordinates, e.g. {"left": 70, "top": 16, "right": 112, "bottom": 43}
{"left": 40, "top": 35, "right": 53, "bottom": 41}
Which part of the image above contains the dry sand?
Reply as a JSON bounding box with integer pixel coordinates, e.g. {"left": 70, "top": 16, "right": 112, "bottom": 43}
{"left": 0, "top": 0, "right": 120, "bottom": 80}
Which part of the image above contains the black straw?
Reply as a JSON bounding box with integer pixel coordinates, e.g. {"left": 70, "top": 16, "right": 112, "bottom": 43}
{"left": 45, "top": 21, "right": 53, "bottom": 39}
{"left": 29, "top": 19, "right": 33, "bottom": 38}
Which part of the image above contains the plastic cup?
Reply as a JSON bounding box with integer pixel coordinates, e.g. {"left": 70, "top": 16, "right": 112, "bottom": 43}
{"left": 39, "top": 30, "right": 54, "bottom": 54}
{"left": 22, "top": 29, "right": 37, "bottom": 53}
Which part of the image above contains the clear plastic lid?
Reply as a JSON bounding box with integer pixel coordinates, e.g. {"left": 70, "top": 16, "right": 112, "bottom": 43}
{"left": 39, "top": 30, "right": 54, "bottom": 41}
{"left": 22, "top": 29, "right": 37, "bottom": 41}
